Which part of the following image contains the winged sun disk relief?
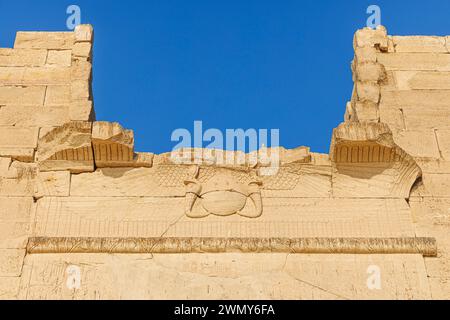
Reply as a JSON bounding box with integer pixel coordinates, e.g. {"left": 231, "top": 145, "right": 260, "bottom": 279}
{"left": 184, "top": 169, "right": 263, "bottom": 218}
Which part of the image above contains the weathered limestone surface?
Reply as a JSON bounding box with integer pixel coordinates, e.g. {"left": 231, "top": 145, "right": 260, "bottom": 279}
{"left": 391, "top": 36, "right": 448, "bottom": 53}
{"left": 0, "top": 25, "right": 448, "bottom": 300}
{"left": 18, "top": 253, "right": 430, "bottom": 300}
{"left": 0, "top": 127, "right": 38, "bottom": 162}
{"left": 349, "top": 26, "right": 450, "bottom": 301}
{"left": 14, "top": 32, "right": 75, "bottom": 50}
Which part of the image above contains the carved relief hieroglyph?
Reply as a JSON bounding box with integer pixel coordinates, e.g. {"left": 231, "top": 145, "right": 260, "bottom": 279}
{"left": 184, "top": 167, "right": 263, "bottom": 218}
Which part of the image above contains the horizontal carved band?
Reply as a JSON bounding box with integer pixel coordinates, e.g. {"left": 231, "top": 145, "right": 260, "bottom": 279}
{"left": 27, "top": 237, "right": 437, "bottom": 257}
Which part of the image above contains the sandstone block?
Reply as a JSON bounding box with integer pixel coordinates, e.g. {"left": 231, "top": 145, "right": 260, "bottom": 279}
{"left": 71, "top": 80, "right": 90, "bottom": 99}
{"left": 355, "top": 62, "right": 386, "bottom": 82}
{"left": 381, "top": 89, "right": 450, "bottom": 109}
{"left": 0, "top": 48, "right": 47, "bottom": 67}
{"left": 0, "top": 105, "right": 70, "bottom": 127}
{"left": 377, "top": 53, "right": 450, "bottom": 71}
{"left": 0, "top": 86, "right": 45, "bottom": 105}
{"left": 72, "top": 42, "right": 92, "bottom": 57}
{"left": 0, "top": 66, "right": 25, "bottom": 84}
{"left": 0, "top": 277, "right": 20, "bottom": 299}
{"left": 392, "top": 36, "right": 447, "bottom": 53}
{"left": 393, "top": 130, "right": 441, "bottom": 159}
{"left": 422, "top": 173, "right": 450, "bottom": 197}
{"left": 0, "top": 157, "right": 11, "bottom": 176}
{"left": 428, "top": 278, "right": 450, "bottom": 300}
{"left": 354, "top": 26, "right": 388, "bottom": 50}
{"left": 0, "top": 149, "right": 35, "bottom": 163}
{"left": 353, "top": 101, "right": 379, "bottom": 121}
{"left": 0, "top": 249, "right": 25, "bottom": 277}
{"left": 356, "top": 82, "right": 380, "bottom": 103}
{"left": 344, "top": 101, "right": 353, "bottom": 121}
{"left": 378, "top": 105, "right": 405, "bottom": 131}
{"left": 69, "top": 100, "right": 95, "bottom": 121}
{"left": 46, "top": 50, "right": 72, "bottom": 67}
{"left": 417, "top": 160, "right": 450, "bottom": 174}
{"left": 436, "top": 129, "right": 450, "bottom": 160}
{"left": 355, "top": 46, "right": 377, "bottom": 63}
{"left": 0, "top": 173, "right": 35, "bottom": 197}
{"left": 401, "top": 105, "right": 450, "bottom": 130}
{"left": 14, "top": 32, "right": 74, "bottom": 49}
{"left": 0, "top": 127, "right": 38, "bottom": 149}
{"left": 0, "top": 196, "right": 33, "bottom": 222}
{"left": 0, "top": 196, "right": 33, "bottom": 248}
{"left": 71, "top": 60, "right": 92, "bottom": 81}
{"left": 22, "top": 66, "right": 71, "bottom": 85}
{"left": 75, "top": 25, "right": 94, "bottom": 42}
{"left": 132, "top": 152, "right": 154, "bottom": 168}
{"left": 34, "top": 171, "right": 71, "bottom": 198}
{"left": 44, "top": 85, "right": 71, "bottom": 106}
{"left": 391, "top": 71, "right": 450, "bottom": 90}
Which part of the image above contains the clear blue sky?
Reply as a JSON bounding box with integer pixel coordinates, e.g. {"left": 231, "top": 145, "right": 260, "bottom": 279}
{"left": 2, "top": 0, "right": 450, "bottom": 154}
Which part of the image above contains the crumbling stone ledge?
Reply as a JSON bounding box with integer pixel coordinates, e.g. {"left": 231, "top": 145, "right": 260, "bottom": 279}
{"left": 27, "top": 237, "right": 437, "bottom": 257}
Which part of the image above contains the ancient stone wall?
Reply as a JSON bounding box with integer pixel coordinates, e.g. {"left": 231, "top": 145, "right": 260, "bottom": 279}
{"left": 348, "top": 26, "right": 450, "bottom": 299}
{"left": 0, "top": 25, "right": 448, "bottom": 300}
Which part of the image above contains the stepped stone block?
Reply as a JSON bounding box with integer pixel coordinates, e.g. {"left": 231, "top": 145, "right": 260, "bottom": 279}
{"left": 37, "top": 121, "right": 94, "bottom": 173}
